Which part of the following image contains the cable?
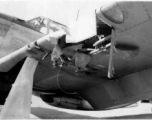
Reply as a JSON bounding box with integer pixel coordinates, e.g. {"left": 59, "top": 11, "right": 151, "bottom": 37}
{"left": 56, "top": 65, "right": 76, "bottom": 94}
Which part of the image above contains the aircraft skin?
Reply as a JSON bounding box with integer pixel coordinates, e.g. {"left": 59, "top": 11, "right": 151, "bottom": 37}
{"left": 1, "top": 1, "right": 152, "bottom": 110}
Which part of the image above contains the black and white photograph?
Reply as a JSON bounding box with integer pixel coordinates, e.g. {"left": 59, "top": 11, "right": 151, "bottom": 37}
{"left": 0, "top": 0, "right": 152, "bottom": 119}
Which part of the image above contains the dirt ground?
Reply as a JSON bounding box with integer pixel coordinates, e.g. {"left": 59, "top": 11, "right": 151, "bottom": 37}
{"left": 30, "top": 96, "right": 152, "bottom": 119}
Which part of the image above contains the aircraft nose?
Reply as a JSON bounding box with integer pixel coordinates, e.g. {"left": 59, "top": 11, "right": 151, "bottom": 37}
{"left": 96, "top": 2, "right": 124, "bottom": 24}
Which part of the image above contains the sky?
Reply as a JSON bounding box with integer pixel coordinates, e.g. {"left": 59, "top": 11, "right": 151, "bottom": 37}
{"left": 0, "top": 0, "right": 113, "bottom": 26}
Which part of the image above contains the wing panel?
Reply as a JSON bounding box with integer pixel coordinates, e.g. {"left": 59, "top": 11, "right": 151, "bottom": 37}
{"left": 0, "top": 18, "right": 11, "bottom": 45}
{"left": 0, "top": 23, "right": 44, "bottom": 57}
{"left": 115, "top": 2, "right": 150, "bottom": 32}
{"left": 0, "top": 18, "right": 11, "bottom": 38}
{"left": 143, "top": 2, "right": 152, "bottom": 19}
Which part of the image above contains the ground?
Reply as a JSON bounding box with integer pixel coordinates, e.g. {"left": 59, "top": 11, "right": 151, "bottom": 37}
{"left": 30, "top": 95, "right": 152, "bottom": 119}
